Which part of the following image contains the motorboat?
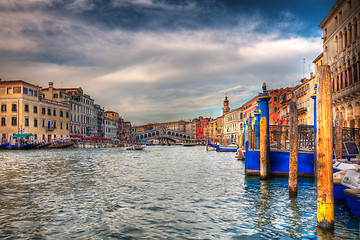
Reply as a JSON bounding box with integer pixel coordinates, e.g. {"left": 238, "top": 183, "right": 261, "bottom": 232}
{"left": 126, "top": 145, "right": 145, "bottom": 150}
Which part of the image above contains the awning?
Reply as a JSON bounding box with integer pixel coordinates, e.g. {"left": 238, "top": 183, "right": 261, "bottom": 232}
{"left": 13, "top": 133, "right": 35, "bottom": 138}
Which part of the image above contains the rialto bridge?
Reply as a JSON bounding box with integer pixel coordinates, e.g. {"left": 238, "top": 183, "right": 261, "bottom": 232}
{"left": 136, "top": 127, "right": 193, "bottom": 143}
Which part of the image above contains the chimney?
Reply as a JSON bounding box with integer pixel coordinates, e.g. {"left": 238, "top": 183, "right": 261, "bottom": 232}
{"left": 49, "top": 82, "right": 53, "bottom": 88}
{"left": 310, "top": 72, "right": 314, "bottom": 79}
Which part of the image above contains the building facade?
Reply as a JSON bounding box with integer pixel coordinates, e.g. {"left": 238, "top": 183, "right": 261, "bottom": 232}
{"left": 223, "top": 107, "right": 245, "bottom": 144}
{"left": 41, "top": 82, "right": 96, "bottom": 137}
{"left": 0, "top": 80, "right": 70, "bottom": 141}
{"left": 104, "top": 117, "right": 117, "bottom": 140}
{"left": 319, "top": 0, "right": 360, "bottom": 127}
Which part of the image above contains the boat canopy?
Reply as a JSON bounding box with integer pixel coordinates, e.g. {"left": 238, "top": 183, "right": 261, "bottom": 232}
{"left": 12, "top": 133, "right": 35, "bottom": 138}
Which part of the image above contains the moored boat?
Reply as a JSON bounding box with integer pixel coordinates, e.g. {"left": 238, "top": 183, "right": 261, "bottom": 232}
{"left": 48, "top": 142, "right": 74, "bottom": 149}
{"left": 0, "top": 143, "right": 9, "bottom": 149}
{"left": 3, "top": 143, "right": 33, "bottom": 150}
{"left": 341, "top": 170, "right": 360, "bottom": 217}
{"left": 216, "top": 144, "right": 238, "bottom": 152}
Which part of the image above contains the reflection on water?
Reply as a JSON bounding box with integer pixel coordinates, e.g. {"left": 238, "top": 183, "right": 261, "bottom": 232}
{"left": 0, "top": 146, "right": 358, "bottom": 239}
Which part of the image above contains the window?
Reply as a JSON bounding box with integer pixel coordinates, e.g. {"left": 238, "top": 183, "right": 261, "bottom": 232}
{"left": 42, "top": 107, "right": 46, "bottom": 114}
{"left": 1, "top": 104, "right": 6, "bottom": 112}
{"left": 66, "top": 123, "right": 69, "bottom": 130}
{"left": 33, "top": 90, "right": 38, "bottom": 97}
{"left": 48, "top": 108, "right": 51, "bottom": 116}
{"left": 34, "top": 118, "right": 38, "bottom": 127}
{"left": 53, "top": 93, "right": 58, "bottom": 98}
{"left": 53, "top": 109, "right": 56, "bottom": 116}
{"left": 60, "top": 110, "right": 63, "bottom": 117}
{"left": 60, "top": 121, "right": 63, "bottom": 129}
{"left": 24, "top": 104, "right": 29, "bottom": 112}
{"left": 29, "top": 89, "right": 33, "bottom": 96}
{"left": 11, "top": 116, "right": 17, "bottom": 126}
{"left": 6, "top": 88, "right": 12, "bottom": 94}
{"left": 12, "top": 103, "right": 17, "bottom": 112}
{"left": 1, "top": 117, "right": 5, "bottom": 126}
{"left": 23, "top": 87, "right": 28, "bottom": 94}
{"left": 53, "top": 121, "right": 57, "bottom": 129}
{"left": 13, "top": 87, "right": 21, "bottom": 93}
{"left": 25, "top": 117, "right": 29, "bottom": 126}
{"left": 42, "top": 119, "right": 45, "bottom": 128}
{"left": 33, "top": 105, "right": 38, "bottom": 113}
{"left": 274, "top": 97, "right": 277, "bottom": 102}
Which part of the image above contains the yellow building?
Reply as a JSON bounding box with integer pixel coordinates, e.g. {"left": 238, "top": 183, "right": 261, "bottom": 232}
{"left": 0, "top": 80, "right": 70, "bottom": 141}
{"left": 105, "top": 111, "right": 119, "bottom": 121}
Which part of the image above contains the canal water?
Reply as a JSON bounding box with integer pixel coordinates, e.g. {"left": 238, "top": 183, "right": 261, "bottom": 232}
{"left": 0, "top": 146, "right": 358, "bottom": 239}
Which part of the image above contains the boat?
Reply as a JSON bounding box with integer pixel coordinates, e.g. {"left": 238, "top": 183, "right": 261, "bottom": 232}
{"left": 236, "top": 148, "right": 246, "bottom": 160}
{"left": 3, "top": 143, "right": 33, "bottom": 150}
{"left": 37, "top": 142, "right": 52, "bottom": 149}
{"left": 47, "top": 142, "right": 74, "bottom": 149}
{"left": 126, "top": 145, "right": 145, "bottom": 150}
{"left": 182, "top": 140, "right": 196, "bottom": 147}
{"left": 341, "top": 170, "right": 360, "bottom": 217}
{"left": 333, "top": 170, "right": 348, "bottom": 202}
{"left": 0, "top": 143, "right": 9, "bottom": 149}
{"left": 216, "top": 144, "right": 238, "bottom": 152}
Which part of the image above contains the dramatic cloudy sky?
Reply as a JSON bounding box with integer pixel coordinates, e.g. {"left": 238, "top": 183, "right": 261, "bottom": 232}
{"left": 0, "top": 0, "right": 336, "bottom": 125}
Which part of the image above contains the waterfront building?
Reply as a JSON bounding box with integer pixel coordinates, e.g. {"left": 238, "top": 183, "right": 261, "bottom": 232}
{"left": 0, "top": 79, "right": 70, "bottom": 141}
{"left": 279, "top": 88, "right": 294, "bottom": 125}
{"left": 104, "top": 117, "right": 117, "bottom": 140}
{"left": 319, "top": 0, "right": 360, "bottom": 127}
{"left": 122, "top": 121, "right": 133, "bottom": 141}
{"left": 41, "top": 82, "right": 96, "bottom": 137}
{"left": 136, "top": 124, "right": 153, "bottom": 133}
{"left": 94, "top": 104, "right": 105, "bottom": 138}
{"left": 292, "top": 75, "right": 316, "bottom": 125}
{"left": 208, "top": 118, "right": 218, "bottom": 142}
{"left": 105, "top": 110, "right": 120, "bottom": 138}
{"left": 216, "top": 116, "right": 224, "bottom": 143}
{"left": 105, "top": 111, "right": 119, "bottom": 122}
{"left": 223, "top": 106, "right": 245, "bottom": 144}
{"left": 195, "top": 117, "right": 211, "bottom": 142}
{"left": 242, "top": 96, "right": 258, "bottom": 123}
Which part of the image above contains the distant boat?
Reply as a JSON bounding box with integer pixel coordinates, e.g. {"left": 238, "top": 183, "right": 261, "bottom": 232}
{"left": 182, "top": 140, "right": 196, "bottom": 147}
{"left": 126, "top": 145, "right": 145, "bottom": 150}
{"left": 48, "top": 142, "right": 74, "bottom": 149}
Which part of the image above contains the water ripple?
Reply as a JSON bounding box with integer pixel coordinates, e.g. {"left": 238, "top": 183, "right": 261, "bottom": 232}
{"left": 0, "top": 146, "right": 358, "bottom": 239}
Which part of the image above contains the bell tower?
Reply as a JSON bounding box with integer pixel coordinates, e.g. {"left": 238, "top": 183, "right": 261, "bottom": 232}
{"left": 222, "top": 95, "right": 230, "bottom": 115}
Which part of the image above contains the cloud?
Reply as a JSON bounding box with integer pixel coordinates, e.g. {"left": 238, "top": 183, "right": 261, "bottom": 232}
{"left": 0, "top": 0, "right": 323, "bottom": 125}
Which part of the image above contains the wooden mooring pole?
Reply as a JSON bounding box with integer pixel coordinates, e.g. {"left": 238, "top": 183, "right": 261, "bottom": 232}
{"left": 289, "top": 102, "right": 298, "bottom": 196}
{"left": 316, "top": 65, "right": 334, "bottom": 230}
{"left": 334, "top": 112, "right": 343, "bottom": 160}
{"left": 260, "top": 117, "right": 268, "bottom": 180}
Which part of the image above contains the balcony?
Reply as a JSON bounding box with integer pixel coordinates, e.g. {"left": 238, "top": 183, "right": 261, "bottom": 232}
{"left": 333, "top": 82, "right": 360, "bottom": 103}
{"left": 297, "top": 107, "right": 307, "bottom": 115}
{"left": 46, "top": 127, "right": 54, "bottom": 131}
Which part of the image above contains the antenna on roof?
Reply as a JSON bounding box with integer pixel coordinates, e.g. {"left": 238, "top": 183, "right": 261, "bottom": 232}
{"left": 303, "top": 58, "right": 305, "bottom": 78}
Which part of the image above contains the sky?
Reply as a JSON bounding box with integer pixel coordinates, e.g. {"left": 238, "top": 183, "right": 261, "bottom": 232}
{"left": 0, "top": 0, "right": 337, "bottom": 125}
